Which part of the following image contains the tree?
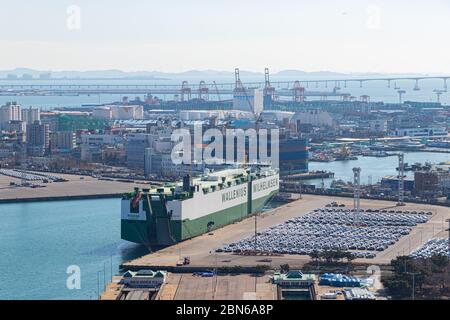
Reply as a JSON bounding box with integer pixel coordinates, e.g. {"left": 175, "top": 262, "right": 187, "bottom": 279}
{"left": 345, "top": 252, "right": 356, "bottom": 263}
{"left": 429, "top": 255, "right": 449, "bottom": 292}
{"left": 383, "top": 256, "right": 450, "bottom": 299}
{"left": 309, "top": 251, "right": 320, "bottom": 263}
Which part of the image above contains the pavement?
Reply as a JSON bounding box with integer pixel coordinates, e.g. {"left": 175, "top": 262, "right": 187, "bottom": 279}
{"left": 0, "top": 171, "right": 143, "bottom": 201}
{"left": 123, "top": 195, "right": 450, "bottom": 269}
{"left": 157, "top": 273, "right": 276, "bottom": 300}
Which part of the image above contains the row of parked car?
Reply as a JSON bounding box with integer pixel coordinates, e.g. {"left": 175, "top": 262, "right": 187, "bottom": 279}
{"left": 410, "top": 238, "right": 450, "bottom": 259}
{"left": 0, "top": 169, "right": 65, "bottom": 182}
{"left": 217, "top": 207, "right": 430, "bottom": 259}
{"left": 308, "top": 208, "right": 430, "bottom": 227}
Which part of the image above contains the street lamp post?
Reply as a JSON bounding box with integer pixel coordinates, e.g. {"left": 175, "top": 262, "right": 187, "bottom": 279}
{"left": 446, "top": 219, "right": 450, "bottom": 258}
{"left": 406, "top": 272, "right": 420, "bottom": 300}
{"left": 97, "top": 271, "right": 102, "bottom": 300}
{"left": 110, "top": 255, "right": 113, "bottom": 282}
{"left": 103, "top": 262, "right": 107, "bottom": 291}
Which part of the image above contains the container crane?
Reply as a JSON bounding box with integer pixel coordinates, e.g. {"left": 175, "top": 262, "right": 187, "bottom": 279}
{"left": 235, "top": 67, "right": 264, "bottom": 254}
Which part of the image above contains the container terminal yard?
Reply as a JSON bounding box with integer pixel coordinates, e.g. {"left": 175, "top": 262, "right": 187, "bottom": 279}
{"left": 100, "top": 194, "right": 450, "bottom": 300}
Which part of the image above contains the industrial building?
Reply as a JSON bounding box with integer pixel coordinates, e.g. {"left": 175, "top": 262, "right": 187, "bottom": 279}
{"left": 233, "top": 88, "right": 264, "bottom": 114}
{"left": 93, "top": 105, "right": 144, "bottom": 120}
{"left": 180, "top": 110, "right": 224, "bottom": 121}
{"left": 392, "top": 127, "right": 447, "bottom": 137}
{"left": 290, "top": 110, "right": 334, "bottom": 129}
{"left": 381, "top": 175, "right": 414, "bottom": 192}
{"left": 92, "top": 107, "right": 112, "bottom": 120}
{"left": 414, "top": 170, "right": 450, "bottom": 197}
{"left": 279, "top": 137, "right": 309, "bottom": 175}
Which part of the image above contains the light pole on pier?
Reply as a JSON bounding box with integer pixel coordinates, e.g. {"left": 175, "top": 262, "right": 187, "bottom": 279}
{"left": 397, "top": 153, "right": 405, "bottom": 206}
{"left": 446, "top": 219, "right": 450, "bottom": 258}
{"left": 110, "top": 255, "right": 113, "bottom": 282}
{"left": 103, "top": 262, "right": 107, "bottom": 291}
{"left": 353, "top": 167, "right": 361, "bottom": 226}
{"left": 406, "top": 272, "right": 420, "bottom": 300}
{"left": 97, "top": 270, "right": 102, "bottom": 300}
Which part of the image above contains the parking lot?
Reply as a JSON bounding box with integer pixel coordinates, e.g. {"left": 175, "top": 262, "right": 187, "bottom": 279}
{"left": 157, "top": 273, "right": 275, "bottom": 300}
{"left": 411, "top": 238, "right": 449, "bottom": 258}
{"left": 219, "top": 207, "right": 432, "bottom": 260}
{"left": 0, "top": 170, "right": 142, "bottom": 201}
{"left": 124, "top": 195, "right": 450, "bottom": 269}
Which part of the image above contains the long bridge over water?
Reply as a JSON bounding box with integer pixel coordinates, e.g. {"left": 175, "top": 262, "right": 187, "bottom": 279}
{"left": 0, "top": 72, "right": 448, "bottom": 102}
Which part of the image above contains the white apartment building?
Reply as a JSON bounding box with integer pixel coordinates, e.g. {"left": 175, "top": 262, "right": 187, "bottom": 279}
{"left": 0, "top": 103, "right": 21, "bottom": 129}
{"left": 21, "top": 107, "right": 40, "bottom": 124}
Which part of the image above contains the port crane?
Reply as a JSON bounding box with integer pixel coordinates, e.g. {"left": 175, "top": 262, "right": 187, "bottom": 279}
{"left": 264, "top": 67, "right": 275, "bottom": 101}
{"left": 234, "top": 67, "right": 265, "bottom": 254}
{"left": 212, "top": 81, "right": 222, "bottom": 102}
{"left": 397, "top": 153, "right": 405, "bottom": 206}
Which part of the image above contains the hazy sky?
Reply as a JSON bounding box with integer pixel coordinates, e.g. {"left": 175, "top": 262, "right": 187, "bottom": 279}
{"left": 1, "top": 0, "right": 450, "bottom": 73}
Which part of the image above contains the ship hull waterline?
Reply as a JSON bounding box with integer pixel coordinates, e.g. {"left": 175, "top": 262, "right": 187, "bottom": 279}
{"left": 121, "top": 190, "right": 278, "bottom": 248}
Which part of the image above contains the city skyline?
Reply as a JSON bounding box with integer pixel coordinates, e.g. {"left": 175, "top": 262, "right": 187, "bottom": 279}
{"left": 1, "top": 0, "right": 450, "bottom": 304}
{"left": 1, "top": 0, "right": 450, "bottom": 74}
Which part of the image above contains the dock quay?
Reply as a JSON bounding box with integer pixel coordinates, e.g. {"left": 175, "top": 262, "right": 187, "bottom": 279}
{"left": 0, "top": 171, "right": 143, "bottom": 203}
{"left": 103, "top": 268, "right": 385, "bottom": 300}
{"left": 102, "top": 272, "right": 278, "bottom": 300}
{"left": 120, "top": 195, "right": 450, "bottom": 270}
{"left": 0, "top": 193, "right": 123, "bottom": 204}
{"left": 283, "top": 171, "right": 334, "bottom": 181}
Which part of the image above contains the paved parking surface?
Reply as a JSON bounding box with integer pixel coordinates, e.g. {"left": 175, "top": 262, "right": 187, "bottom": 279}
{"left": 158, "top": 273, "right": 275, "bottom": 300}
{"left": 123, "top": 195, "right": 450, "bottom": 269}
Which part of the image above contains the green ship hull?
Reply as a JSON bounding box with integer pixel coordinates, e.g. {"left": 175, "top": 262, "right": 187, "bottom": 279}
{"left": 121, "top": 190, "right": 277, "bottom": 247}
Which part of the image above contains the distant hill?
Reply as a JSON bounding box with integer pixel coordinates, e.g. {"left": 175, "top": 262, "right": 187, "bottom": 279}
{"left": 0, "top": 67, "right": 432, "bottom": 80}
{"left": 0, "top": 68, "right": 165, "bottom": 80}
{"left": 274, "top": 70, "right": 346, "bottom": 77}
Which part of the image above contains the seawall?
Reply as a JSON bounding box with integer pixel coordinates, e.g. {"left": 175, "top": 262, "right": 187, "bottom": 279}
{"left": 0, "top": 193, "right": 123, "bottom": 204}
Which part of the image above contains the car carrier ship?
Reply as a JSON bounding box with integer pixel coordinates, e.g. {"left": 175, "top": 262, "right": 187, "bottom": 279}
{"left": 121, "top": 167, "right": 279, "bottom": 247}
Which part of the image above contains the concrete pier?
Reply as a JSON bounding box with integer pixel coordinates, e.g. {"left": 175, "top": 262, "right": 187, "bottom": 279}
{"left": 0, "top": 171, "right": 144, "bottom": 203}
{"left": 121, "top": 195, "right": 450, "bottom": 269}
